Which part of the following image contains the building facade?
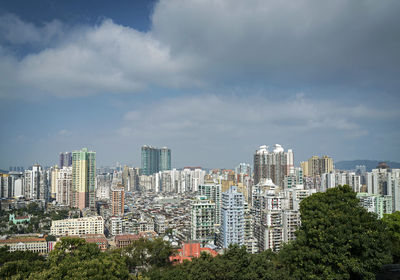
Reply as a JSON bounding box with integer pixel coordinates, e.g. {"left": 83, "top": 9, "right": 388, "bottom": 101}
{"left": 59, "top": 152, "right": 72, "bottom": 168}
{"left": 220, "top": 186, "right": 244, "bottom": 248}
{"left": 253, "top": 144, "right": 294, "bottom": 187}
{"left": 141, "top": 145, "right": 171, "bottom": 175}
{"left": 50, "top": 216, "right": 104, "bottom": 236}
{"left": 190, "top": 196, "right": 216, "bottom": 245}
{"left": 72, "top": 148, "right": 96, "bottom": 210}
{"left": 111, "top": 184, "right": 125, "bottom": 216}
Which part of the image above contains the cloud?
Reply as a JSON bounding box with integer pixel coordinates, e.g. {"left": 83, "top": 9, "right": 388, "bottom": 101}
{"left": 151, "top": 0, "right": 400, "bottom": 89}
{"left": 57, "top": 129, "right": 70, "bottom": 136}
{"left": 0, "top": 16, "right": 197, "bottom": 98}
{"left": 118, "top": 94, "right": 377, "bottom": 141}
{"left": 1, "top": 0, "right": 400, "bottom": 98}
{"left": 114, "top": 93, "right": 400, "bottom": 166}
{"left": 0, "top": 14, "right": 64, "bottom": 46}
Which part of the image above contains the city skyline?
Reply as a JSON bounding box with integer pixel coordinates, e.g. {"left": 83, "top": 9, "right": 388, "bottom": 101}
{"left": 0, "top": 0, "right": 399, "bottom": 169}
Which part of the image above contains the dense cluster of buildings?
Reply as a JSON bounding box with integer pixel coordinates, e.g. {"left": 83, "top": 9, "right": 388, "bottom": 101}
{"left": 1, "top": 144, "right": 399, "bottom": 257}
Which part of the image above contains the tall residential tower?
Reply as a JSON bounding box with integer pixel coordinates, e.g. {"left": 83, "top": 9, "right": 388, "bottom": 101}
{"left": 72, "top": 148, "right": 96, "bottom": 210}
{"left": 253, "top": 144, "right": 294, "bottom": 187}
{"left": 221, "top": 186, "right": 244, "bottom": 248}
{"left": 141, "top": 145, "right": 171, "bottom": 175}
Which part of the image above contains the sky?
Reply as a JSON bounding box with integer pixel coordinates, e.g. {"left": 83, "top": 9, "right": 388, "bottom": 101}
{"left": 0, "top": 0, "right": 399, "bottom": 170}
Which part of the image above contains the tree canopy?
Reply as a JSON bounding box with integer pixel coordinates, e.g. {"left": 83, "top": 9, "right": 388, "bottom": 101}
{"left": 278, "top": 185, "right": 392, "bottom": 280}
{"left": 382, "top": 211, "right": 400, "bottom": 263}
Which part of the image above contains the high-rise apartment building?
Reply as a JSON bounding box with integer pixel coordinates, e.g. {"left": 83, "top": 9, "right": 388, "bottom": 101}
{"left": 253, "top": 144, "right": 294, "bottom": 187}
{"left": 388, "top": 169, "right": 400, "bottom": 212}
{"left": 235, "top": 163, "right": 251, "bottom": 176}
{"left": 141, "top": 145, "right": 159, "bottom": 175}
{"left": 303, "top": 155, "right": 334, "bottom": 177}
{"left": 283, "top": 167, "right": 303, "bottom": 189}
{"left": 24, "top": 164, "right": 48, "bottom": 201}
{"left": 221, "top": 186, "right": 244, "bottom": 248}
{"left": 367, "top": 168, "right": 389, "bottom": 196}
{"left": 59, "top": 152, "right": 72, "bottom": 168}
{"left": 141, "top": 145, "right": 171, "bottom": 175}
{"left": 51, "top": 166, "right": 59, "bottom": 200}
{"left": 367, "top": 167, "right": 400, "bottom": 213}
{"left": 159, "top": 147, "right": 171, "bottom": 171}
{"left": 357, "top": 193, "right": 392, "bottom": 219}
{"left": 0, "top": 173, "right": 12, "bottom": 198}
{"left": 112, "top": 184, "right": 125, "bottom": 216}
{"left": 198, "top": 182, "right": 222, "bottom": 225}
{"left": 56, "top": 166, "right": 72, "bottom": 206}
{"left": 72, "top": 148, "right": 96, "bottom": 210}
{"left": 8, "top": 172, "right": 24, "bottom": 197}
{"left": 190, "top": 196, "right": 216, "bottom": 245}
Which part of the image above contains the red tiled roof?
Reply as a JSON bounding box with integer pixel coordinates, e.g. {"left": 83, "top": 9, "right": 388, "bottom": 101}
{"left": 170, "top": 243, "right": 218, "bottom": 263}
{"left": 0, "top": 237, "right": 46, "bottom": 243}
{"left": 115, "top": 234, "right": 140, "bottom": 242}
{"left": 15, "top": 216, "right": 29, "bottom": 220}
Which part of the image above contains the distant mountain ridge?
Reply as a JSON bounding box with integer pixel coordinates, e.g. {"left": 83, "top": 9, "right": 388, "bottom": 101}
{"left": 335, "top": 160, "right": 400, "bottom": 172}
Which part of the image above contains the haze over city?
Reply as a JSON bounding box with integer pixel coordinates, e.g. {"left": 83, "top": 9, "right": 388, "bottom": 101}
{"left": 0, "top": 0, "right": 399, "bottom": 169}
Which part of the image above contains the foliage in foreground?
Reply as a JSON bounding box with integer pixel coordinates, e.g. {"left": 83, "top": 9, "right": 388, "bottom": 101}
{"left": 0, "top": 186, "right": 397, "bottom": 280}
{"left": 279, "top": 185, "right": 392, "bottom": 280}
{"left": 382, "top": 211, "right": 400, "bottom": 263}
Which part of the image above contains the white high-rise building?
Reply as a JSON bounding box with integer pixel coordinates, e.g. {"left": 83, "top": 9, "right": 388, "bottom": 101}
{"left": 388, "top": 169, "right": 400, "bottom": 212}
{"left": 221, "top": 186, "right": 244, "bottom": 248}
{"left": 253, "top": 144, "right": 294, "bottom": 187}
{"left": 96, "top": 173, "right": 112, "bottom": 200}
{"left": 24, "top": 164, "right": 48, "bottom": 200}
{"left": 56, "top": 167, "right": 72, "bottom": 206}
{"left": 320, "top": 171, "right": 361, "bottom": 193}
{"left": 367, "top": 168, "right": 389, "bottom": 195}
{"left": 252, "top": 181, "right": 314, "bottom": 252}
{"left": 282, "top": 210, "right": 300, "bottom": 243}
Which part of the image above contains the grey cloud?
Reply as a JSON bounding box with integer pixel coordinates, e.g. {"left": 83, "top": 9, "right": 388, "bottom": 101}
{"left": 115, "top": 94, "right": 398, "bottom": 167}
{"left": 0, "top": 14, "right": 64, "bottom": 46}
{"left": 118, "top": 94, "right": 377, "bottom": 140}
{"left": 152, "top": 0, "right": 400, "bottom": 90}
{"left": 1, "top": 1, "right": 400, "bottom": 98}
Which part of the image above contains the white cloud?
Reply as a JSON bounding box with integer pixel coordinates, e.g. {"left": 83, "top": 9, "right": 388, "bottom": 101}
{"left": 0, "top": 17, "right": 198, "bottom": 98}
{"left": 58, "top": 129, "right": 70, "bottom": 136}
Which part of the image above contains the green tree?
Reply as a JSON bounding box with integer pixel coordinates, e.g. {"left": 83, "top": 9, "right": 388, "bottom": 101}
{"left": 122, "top": 238, "right": 174, "bottom": 274}
{"left": 279, "top": 185, "right": 392, "bottom": 280}
{"left": 0, "top": 247, "right": 46, "bottom": 279}
{"left": 382, "top": 211, "right": 400, "bottom": 263}
{"left": 148, "top": 245, "right": 289, "bottom": 280}
{"left": 29, "top": 237, "right": 131, "bottom": 280}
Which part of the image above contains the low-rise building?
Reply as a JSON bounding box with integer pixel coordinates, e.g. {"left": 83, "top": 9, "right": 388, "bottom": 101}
{"left": 0, "top": 236, "right": 48, "bottom": 254}
{"left": 9, "top": 214, "right": 30, "bottom": 224}
{"left": 170, "top": 242, "right": 218, "bottom": 263}
{"left": 50, "top": 216, "right": 104, "bottom": 236}
{"left": 81, "top": 234, "right": 108, "bottom": 251}
{"left": 115, "top": 234, "right": 141, "bottom": 248}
